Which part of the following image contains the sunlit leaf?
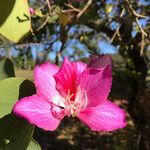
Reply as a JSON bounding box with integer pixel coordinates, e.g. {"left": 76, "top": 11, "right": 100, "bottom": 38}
{"left": 48, "top": 5, "right": 61, "bottom": 24}
{"left": 0, "top": 77, "right": 36, "bottom": 118}
{"left": 48, "top": 14, "right": 59, "bottom": 24}
{"left": 27, "top": 139, "right": 41, "bottom": 150}
{"left": 0, "top": 0, "right": 31, "bottom": 42}
{"left": 105, "top": 4, "right": 113, "bottom": 14}
{"left": 35, "top": 10, "right": 43, "bottom": 17}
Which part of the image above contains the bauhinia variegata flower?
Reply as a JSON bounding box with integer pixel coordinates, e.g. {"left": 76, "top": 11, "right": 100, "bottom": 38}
{"left": 29, "top": 7, "right": 35, "bottom": 15}
{"left": 13, "top": 55, "right": 126, "bottom": 131}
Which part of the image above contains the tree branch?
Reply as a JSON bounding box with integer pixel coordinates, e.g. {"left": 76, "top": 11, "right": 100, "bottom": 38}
{"left": 110, "top": 9, "right": 125, "bottom": 43}
{"left": 125, "top": 0, "right": 148, "bottom": 55}
{"left": 46, "top": 0, "right": 52, "bottom": 15}
{"left": 65, "top": 3, "right": 80, "bottom": 12}
{"left": 36, "top": 16, "right": 49, "bottom": 31}
{"left": 55, "top": 26, "right": 67, "bottom": 65}
{"left": 77, "top": 0, "right": 92, "bottom": 19}
{"left": 125, "top": 0, "right": 148, "bottom": 19}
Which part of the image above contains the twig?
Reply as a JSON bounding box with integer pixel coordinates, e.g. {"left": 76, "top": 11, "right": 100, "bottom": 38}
{"left": 136, "top": 134, "right": 141, "bottom": 150}
{"left": 125, "top": 0, "right": 148, "bottom": 37}
{"left": 36, "top": 3, "right": 47, "bottom": 11}
{"left": 140, "top": 33, "right": 145, "bottom": 56}
{"left": 125, "top": 0, "right": 148, "bottom": 36}
{"left": 135, "top": 18, "right": 147, "bottom": 37}
{"left": 77, "top": 0, "right": 92, "bottom": 19}
{"left": 30, "top": 27, "right": 35, "bottom": 36}
{"left": 125, "top": 0, "right": 148, "bottom": 55}
{"left": 55, "top": 26, "right": 68, "bottom": 65}
{"left": 62, "top": 9, "right": 80, "bottom": 13}
{"left": 125, "top": 0, "right": 148, "bottom": 19}
{"left": 64, "top": 3, "right": 81, "bottom": 12}
{"left": 55, "top": 43, "right": 65, "bottom": 65}
{"left": 55, "top": 44, "right": 65, "bottom": 65}
{"left": 110, "top": 27, "right": 119, "bottom": 43}
{"left": 36, "top": 16, "right": 49, "bottom": 31}
{"left": 46, "top": 0, "right": 52, "bottom": 15}
{"left": 110, "top": 9, "right": 125, "bottom": 43}
{"left": 64, "top": 1, "right": 92, "bottom": 19}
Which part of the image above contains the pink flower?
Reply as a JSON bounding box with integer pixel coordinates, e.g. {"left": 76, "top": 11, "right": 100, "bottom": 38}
{"left": 13, "top": 55, "right": 126, "bottom": 131}
{"left": 29, "top": 7, "right": 35, "bottom": 15}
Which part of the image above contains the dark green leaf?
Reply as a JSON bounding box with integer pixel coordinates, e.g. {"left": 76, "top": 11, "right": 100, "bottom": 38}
{"left": 0, "top": 58, "right": 15, "bottom": 81}
{"left": 0, "top": 114, "right": 34, "bottom": 150}
{"left": 0, "top": 77, "right": 36, "bottom": 149}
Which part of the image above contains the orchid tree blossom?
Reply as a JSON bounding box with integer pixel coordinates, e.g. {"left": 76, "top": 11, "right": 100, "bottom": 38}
{"left": 29, "top": 7, "right": 35, "bottom": 15}
{"left": 13, "top": 55, "right": 126, "bottom": 131}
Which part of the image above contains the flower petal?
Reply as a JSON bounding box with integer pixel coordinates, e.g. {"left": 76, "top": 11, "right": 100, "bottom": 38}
{"left": 88, "top": 55, "right": 112, "bottom": 69}
{"left": 78, "top": 100, "right": 126, "bottom": 131}
{"left": 54, "top": 57, "right": 87, "bottom": 100}
{"left": 13, "top": 94, "right": 64, "bottom": 131}
{"left": 34, "top": 62, "right": 59, "bottom": 102}
{"left": 78, "top": 55, "right": 112, "bottom": 107}
{"left": 78, "top": 67, "right": 112, "bottom": 107}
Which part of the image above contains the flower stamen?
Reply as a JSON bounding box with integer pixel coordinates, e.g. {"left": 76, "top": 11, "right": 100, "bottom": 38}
{"left": 62, "top": 87, "right": 88, "bottom": 117}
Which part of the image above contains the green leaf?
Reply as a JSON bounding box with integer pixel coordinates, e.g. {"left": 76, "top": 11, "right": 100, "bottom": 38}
{"left": 105, "top": 4, "right": 113, "bottom": 14}
{"left": 0, "top": 77, "right": 36, "bottom": 149}
{"left": 0, "top": 114, "right": 34, "bottom": 150}
{"left": 35, "top": 10, "right": 43, "bottom": 17}
{"left": 0, "top": 0, "right": 31, "bottom": 42}
{"left": 48, "top": 5, "right": 61, "bottom": 24}
{"left": 27, "top": 139, "right": 41, "bottom": 150}
{"left": 52, "top": 5, "right": 61, "bottom": 14}
{"left": 48, "top": 14, "right": 59, "bottom": 24}
{"left": 0, "top": 77, "right": 36, "bottom": 118}
{"left": 0, "top": 58, "right": 15, "bottom": 81}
